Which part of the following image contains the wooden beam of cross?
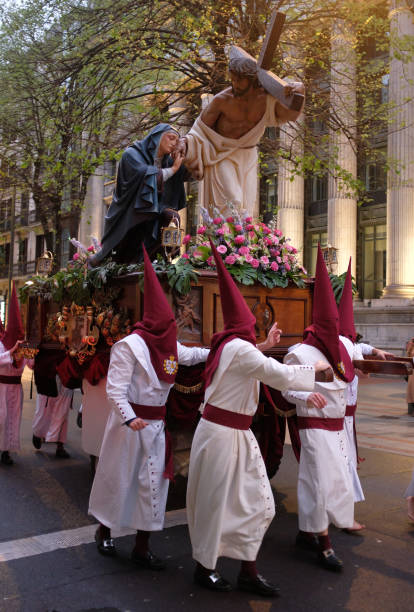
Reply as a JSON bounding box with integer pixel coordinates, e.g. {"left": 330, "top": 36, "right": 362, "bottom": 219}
{"left": 229, "top": 11, "right": 304, "bottom": 111}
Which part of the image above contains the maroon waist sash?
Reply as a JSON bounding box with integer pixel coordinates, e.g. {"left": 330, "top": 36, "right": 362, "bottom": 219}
{"left": 0, "top": 375, "right": 22, "bottom": 385}
{"left": 297, "top": 416, "right": 344, "bottom": 431}
{"left": 129, "top": 403, "right": 173, "bottom": 481}
{"left": 345, "top": 404, "right": 357, "bottom": 417}
{"left": 202, "top": 403, "right": 253, "bottom": 430}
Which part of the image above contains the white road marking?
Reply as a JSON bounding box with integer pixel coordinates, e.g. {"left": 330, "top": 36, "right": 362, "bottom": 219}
{"left": 0, "top": 508, "right": 187, "bottom": 563}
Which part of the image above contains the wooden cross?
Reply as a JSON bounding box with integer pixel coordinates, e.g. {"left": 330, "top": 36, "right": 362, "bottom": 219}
{"left": 230, "top": 11, "right": 304, "bottom": 111}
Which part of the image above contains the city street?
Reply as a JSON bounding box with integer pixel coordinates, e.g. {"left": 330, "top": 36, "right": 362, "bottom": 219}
{"left": 0, "top": 371, "right": 413, "bottom": 612}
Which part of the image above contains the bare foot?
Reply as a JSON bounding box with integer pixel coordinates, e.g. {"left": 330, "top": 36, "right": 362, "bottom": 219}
{"left": 343, "top": 520, "right": 366, "bottom": 534}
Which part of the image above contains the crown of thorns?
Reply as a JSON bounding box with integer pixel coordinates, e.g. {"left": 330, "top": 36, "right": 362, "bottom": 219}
{"left": 228, "top": 57, "right": 258, "bottom": 79}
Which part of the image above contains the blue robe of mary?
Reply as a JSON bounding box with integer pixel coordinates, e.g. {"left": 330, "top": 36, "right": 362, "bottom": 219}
{"left": 95, "top": 124, "right": 187, "bottom": 264}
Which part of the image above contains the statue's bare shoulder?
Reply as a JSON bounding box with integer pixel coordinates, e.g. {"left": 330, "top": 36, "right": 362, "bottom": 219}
{"left": 201, "top": 86, "right": 268, "bottom": 139}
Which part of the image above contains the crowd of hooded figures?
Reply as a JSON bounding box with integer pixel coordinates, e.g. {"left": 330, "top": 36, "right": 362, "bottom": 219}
{"left": 2, "top": 242, "right": 413, "bottom": 600}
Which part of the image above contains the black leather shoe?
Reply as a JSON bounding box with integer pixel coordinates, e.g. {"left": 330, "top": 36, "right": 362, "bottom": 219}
{"left": 194, "top": 568, "right": 232, "bottom": 592}
{"left": 295, "top": 531, "right": 320, "bottom": 552}
{"left": 94, "top": 528, "right": 116, "bottom": 557}
{"left": 318, "top": 549, "right": 343, "bottom": 572}
{"left": 55, "top": 446, "right": 70, "bottom": 459}
{"left": 237, "top": 574, "right": 280, "bottom": 597}
{"left": 32, "top": 435, "right": 42, "bottom": 450}
{"left": 1, "top": 451, "right": 14, "bottom": 465}
{"left": 131, "top": 549, "right": 166, "bottom": 570}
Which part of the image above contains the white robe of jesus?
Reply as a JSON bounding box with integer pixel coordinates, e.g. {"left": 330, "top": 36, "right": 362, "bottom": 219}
{"left": 185, "top": 95, "right": 280, "bottom": 217}
{"left": 186, "top": 338, "right": 315, "bottom": 569}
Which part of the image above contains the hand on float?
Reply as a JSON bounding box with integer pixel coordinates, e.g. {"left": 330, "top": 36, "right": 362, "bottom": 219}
{"left": 372, "top": 348, "right": 394, "bottom": 360}
{"left": 314, "top": 360, "right": 334, "bottom": 382}
{"left": 355, "top": 367, "right": 369, "bottom": 379}
{"left": 10, "top": 340, "right": 24, "bottom": 356}
{"left": 128, "top": 417, "right": 148, "bottom": 431}
{"left": 258, "top": 322, "right": 282, "bottom": 351}
{"left": 306, "top": 392, "right": 327, "bottom": 409}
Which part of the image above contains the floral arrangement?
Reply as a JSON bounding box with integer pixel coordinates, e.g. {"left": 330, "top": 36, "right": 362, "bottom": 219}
{"left": 178, "top": 206, "right": 307, "bottom": 289}
{"left": 69, "top": 237, "right": 102, "bottom": 263}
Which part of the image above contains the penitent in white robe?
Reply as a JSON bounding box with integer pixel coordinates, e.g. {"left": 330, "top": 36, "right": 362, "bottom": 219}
{"left": 0, "top": 341, "right": 31, "bottom": 452}
{"left": 185, "top": 95, "right": 280, "bottom": 217}
{"left": 33, "top": 376, "right": 73, "bottom": 444}
{"left": 89, "top": 334, "right": 208, "bottom": 534}
{"left": 186, "top": 338, "right": 315, "bottom": 569}
{"left": 283, "top": 339, "right": 356, "bottom": 533}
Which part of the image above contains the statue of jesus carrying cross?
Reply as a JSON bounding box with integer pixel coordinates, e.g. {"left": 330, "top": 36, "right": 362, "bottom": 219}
{"left": 180, "top": 12, "right": 305, "bottom": 218}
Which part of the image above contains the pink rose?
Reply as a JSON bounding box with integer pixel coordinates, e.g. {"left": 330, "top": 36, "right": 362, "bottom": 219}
{"left": 245, "top": 224, "right": 254, "bottom": 231}
{"left": 225, "top": 255, "right": 236, "bottom": 264}
{"left": 245, "top": 254, "right": 253, "bottom": 263}
{"left": 87, "top": 245, "right": 94, "bottom": 252}
{"left": 238, "top": 246, "right": 250, "bottom": 256}
{"left": 213, "top": 217, "right": 223, "bottom": 225}
{"left": 216, "top": 228, "right": 225, "bottom": 236}
{"left": 181, "top": 253, "right": 189, "bottom": 259}
{"left": 245, "top": 216, "right": 252, "bottom": 223}
{"left": 270, "top": 261, "right": 279, "bottom": 271}
{"left": 183, "top": 234, "right": 191, "bottom": 245}
{"left": 285, "top": 263, "right": 291, "bottom": 271}
{"left": 234, "top": 235, "right": 245, "bottom": 245}
{"left": 251, "top": 258, "right": 260, "bottom": 269}
{"left": 73, "top": 253, "right": 80, "bottom": 261}
{"left": 275, "top": 229, "right": 283, "bottom": 237}
{"left": 277, "top": 256, "right": 282, "bottom": 263}
{"left": 264, "top": 237, "right": 273, "bottom": 246}
{"left": 226, "top": 216, "right": 234, "bottom": 223}
{"left": 260, "top": 256, "right": 269, "bottom": 265}
{"left": 270, "top": 248, "right": 279, "bottom": 257}
{"left": 291, "top": 247, "right": 297, "bottom": 254}
{"left": 217, "top": 244, "right": 227, "bottom": 254}
{"left": 262, "top": 226, "right": 271, "bottom": 234}
{"left": 283, "top": 255, "right": 289, "bottom": 263}
{"left": 234, "top": 224, "right": 243, "bottom": 232}
{"left": 197, "top": 226, "right": 206, "bottom": 235}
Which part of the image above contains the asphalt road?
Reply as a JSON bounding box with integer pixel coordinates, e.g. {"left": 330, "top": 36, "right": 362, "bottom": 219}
{"left": 0, "top": 373, "right": 413, "bottom": 612}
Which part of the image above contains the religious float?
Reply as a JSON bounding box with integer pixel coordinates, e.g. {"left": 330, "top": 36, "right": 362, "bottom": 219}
{"left": 19, "top": 209, "right": 412, "bottom": 504}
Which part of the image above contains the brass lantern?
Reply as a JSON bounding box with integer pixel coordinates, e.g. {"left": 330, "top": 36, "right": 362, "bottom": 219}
{"left": 36, "top": 251, "right": 54, "bottom": 275}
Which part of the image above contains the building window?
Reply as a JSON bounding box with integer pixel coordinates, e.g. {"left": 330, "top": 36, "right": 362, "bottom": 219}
{"left": 307, "top": 231, "right": 328, "bottom": 275}
{"left": 61, "top": 228, "right": 70, "bottom": 267}
{"left": 365, "top": 162, "right": 386, "bottom": 192}
{"left": 362, "top": 224, "right": 386, "bottom": 299}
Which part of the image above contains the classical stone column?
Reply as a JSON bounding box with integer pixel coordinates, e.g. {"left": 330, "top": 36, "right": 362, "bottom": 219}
{"left": 382, "top": 1, "right": 414, "bottom": 298}
{"left": 78, "top": 167, "right": 105, "bottom": 245}
{"left": 277, "top": 121, "right": 304, "bottom": 263}
{"left": 327, "top": 21, "right": 357, "bottom": 275}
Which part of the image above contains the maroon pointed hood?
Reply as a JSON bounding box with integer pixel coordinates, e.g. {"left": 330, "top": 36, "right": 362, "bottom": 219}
{"left": 132, "top": 246, "right": 178, "bottom": 383}
{"left": 338, "top": 259, "right": 357, "bottom": 343}
{"left": 303, "top": 244, "right": 354, "bottom": 382}
{"left": 2, "top": 282, "right": 25, "bottom": 350}
{"left": 203, "top": 240, "right": 257, "bottom": 388}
